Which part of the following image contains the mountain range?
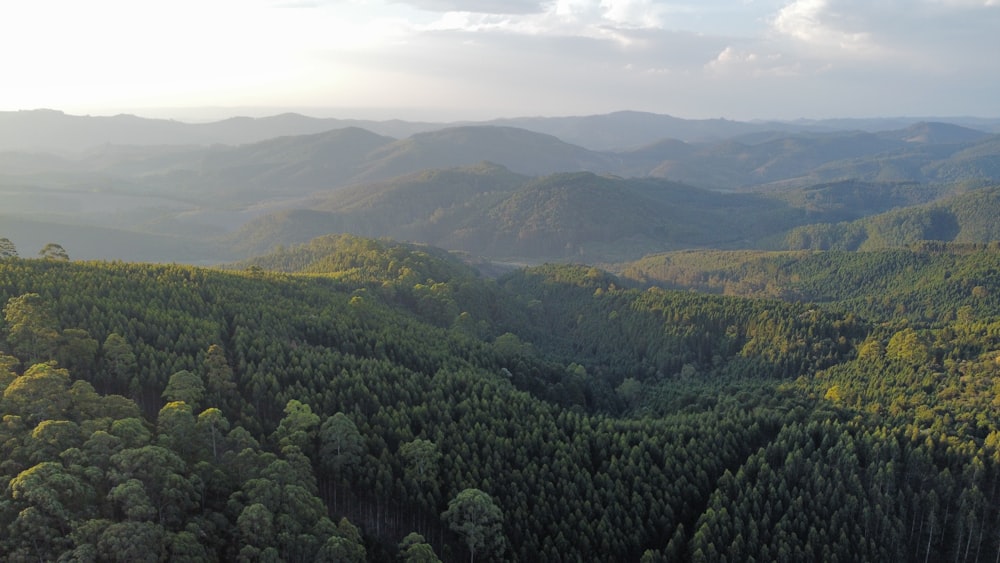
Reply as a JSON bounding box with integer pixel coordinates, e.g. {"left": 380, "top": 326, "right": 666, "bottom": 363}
{"left": 5, "top": 108, "right": 1000, "bottom": 153}
{"left": 2, "top": 110, "right": 1000, "bottom": 263}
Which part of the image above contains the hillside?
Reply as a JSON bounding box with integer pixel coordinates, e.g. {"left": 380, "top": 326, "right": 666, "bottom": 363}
{"left": 232, "top": 167, "right": 994, "bottom": 263}
{"left": 616, "top": 244, "right": 1000, "bottom": 322}
{"left": 783, "top": 184, "right": 1000, "bottom": 250}
{"left": 229, "top": 166, "right": 813, "bottom": 261}
{"left": 1, "top": 235, "right": 999, "bottom": 561}
{"left": 352, "top": 126, "right": 618, "bottom": 183}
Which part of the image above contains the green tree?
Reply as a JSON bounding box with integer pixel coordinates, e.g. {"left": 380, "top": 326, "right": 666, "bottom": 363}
{"left": 156, "top": 401, "right": 198, "bottom": 461}
{"left": 8, "top": 461, "right": 93, "bottom": 559}
{"left": 0, "top": 237, "right": 18, "bottom": 258}
{"left": 101, "top": 333, "right": 137, "bottom": 395}
{"left": 272, "top": 399, "right": 320, "bottom": 452}
{"left": 319, "top": 411, "right": 364, "bottom": 476}
{"left": 38, "top": 242, "right": 69, "bottom": 261}
{"left": 196, "top": 407, "right": 230, "bottom": 461}
{"left": 202, "top": 343, "right": 238, "bottom": 411}
{"left": 316, "top": 518, "right": 366, "bottom": 562}
{"left": 97, "top": 521, "right": 166, "bottom": 562}
{"left": 56, "top": 328, "right": 99, "bottom": 378}
{"left": 0, "top": 357, "right": 17, "bottom": 397}
{"left": 442, "top": 488, "right": 505, "bottom": 563}
{"left": 399, "top": 532, "right": 442, "bottom": 563}
{"left": 400, "top": 438, "right": 441, "bottom": 494}
{"left": 2, "top": 362, "right": 73, "bottom": 424}
{"left": 162, "top": 370, "right": 205, "bottom": 410}
{"left": 107, "top": 478, "right": 157, "bottom": 521}
{"left": 3, "top": 293, "right": 60, "bottom": 363}
{"left": 237, "top": 502, "right": 276, "bottom": 548}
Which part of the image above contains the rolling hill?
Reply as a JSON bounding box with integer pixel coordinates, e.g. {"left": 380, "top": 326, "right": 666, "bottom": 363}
{"left": 228, "top": 165, "right": 813, "bottom": 261}
{"left": 783, "top": 185, "right": 1000, "bottom": 251}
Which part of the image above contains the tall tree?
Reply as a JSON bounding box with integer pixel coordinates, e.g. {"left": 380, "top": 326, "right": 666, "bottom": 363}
{"left": 319, "top": 412, "right": 364, "bottom": 477}
{"left": 2, "top": 362, "right": 73, "bottom": 424}
{"left": 0, "top": 237, "right": 17, "bottom": 259}
{"left": 101, "top": 333, "right": 137, "bottom": 395}
{"left": 202, "top": 344, "right": 237, "bottom": 412}
{"left": 38, "top": 242, "right": 69, "bottom": 261}
{"left": 400, "top": 439, "right": 441, "bottom": 485}
{"left": 3, "top": 293, "right": 60, "bottom": 363}
{"left": 399, "top": 532, "right": 442, "bottom": 563}
{"left": 161, "top": 370, "right": 205, "bottom": 410}
{"left": 56, "top": 328, "right": 99, "bottom": 378}
{"left": 441, "top": 488, "right": 505, "bottom": 563}
{"left": 272, "top": 399, "right": 320, "bottom": 452}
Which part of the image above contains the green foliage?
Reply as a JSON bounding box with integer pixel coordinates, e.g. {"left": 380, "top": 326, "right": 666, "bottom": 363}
{"left": 38, "top": 243, "right": 69, "bottom": 261}
{"left": 1, "top": 234, "right": 999, "bottom": 561}
{"left": 618, "top": 246, "right": 1000, "bottom": 323}
{"left": 161, "top": 370, "right": 205, "bottom": 409}
{"left": 784, "top": 185, "right": 1000, "bottom": 251}
{"left": 4, "top": 293, "right": 61, "bottom": 363}
{"left": 442, "top": 488, "right": 505, "bottom": 562}
{"left": 0, "top": 238, "right": 17, "bottom": 259}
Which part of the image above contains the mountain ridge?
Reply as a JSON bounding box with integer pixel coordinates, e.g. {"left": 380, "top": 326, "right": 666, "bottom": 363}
{"left": 5, "top": 108, "right": 1000, "bottom": 153}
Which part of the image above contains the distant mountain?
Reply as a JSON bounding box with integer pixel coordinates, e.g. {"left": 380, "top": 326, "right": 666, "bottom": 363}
{"left": 7, "top": 108, "right": 999, "bottom": 154}
{"left": 761, "top": 179, "right": 957, "bottom": 222}
{"left": 133, "top": 127, "right": 398, "bottom": 202}
{"left": 483, "top": 110, "right": 820, "bottom": 150}
{"left": 783, "top": 185, "right": 1000, "bottom": 250}
{"left": 0, "top": 109, "right": 437, "bottom": 152}
{"left": 786, "top": 133, "right": 1000, "bottom": 188}
{"left": 5, "top": 110, "right": 1000, "bottom": 264}
{"left": 353, "top": 126, "right": 619, "bottom": 183}
{"left": 229, "top": 164, "right": 823, "bottom": 262}
{"left": 789, "top": 116, "right": 1000, "bottom": 135}
{"left": 877, "top": 121, "right": 992, "bottom": 145}
{"left": 612, "top": 128, "right": 1000, "bottom": 190}
{"left": 624, "top": 131, "right": 907, "bottom": 188}
{"left": 72, "top": 126, "right": 616, "bottom": 205}
{"left": 24, "top": 122, "right": 995, "bottom": 203}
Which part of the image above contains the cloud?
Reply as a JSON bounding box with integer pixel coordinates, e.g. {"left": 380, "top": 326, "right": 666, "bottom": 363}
{"left": 771, "top": 0, "right": 884, "bottom": 57}
{"left": 704, "top": 46, "right": 806, "bottom": 78}
{"left": 924, "top": 0, "right": 998, "bottom": 6}
{"left": 769, "top": 0, "right": 1000, "bottom": 68}
{"left": 393, "top": 0, "right": 548, "bottom": 13}
{"left": 599, "top": 0, "right": 664, "bottom": 28}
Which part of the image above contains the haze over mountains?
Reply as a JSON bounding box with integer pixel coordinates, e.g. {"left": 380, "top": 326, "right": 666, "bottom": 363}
{"left": 2, "top": 109, "right": 1000, "bottom": 263}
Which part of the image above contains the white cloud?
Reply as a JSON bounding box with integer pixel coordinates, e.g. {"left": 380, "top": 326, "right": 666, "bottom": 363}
{"left": 923, "top": 0, "right": 998, "bottom": 7}
{"left": 705, "top": 46, "right": 804, "bottom": 77}
{"left": 393, "top": 0, "right": 548, "bottom": 13}
{"left": 600, "top": 0, "right": 664, "bottom": 29}
{"left": 771, "top": 0, "right": 884, "bottom": 57}
{"left": 2, "top": 0, "right": 999, "bottom": 119}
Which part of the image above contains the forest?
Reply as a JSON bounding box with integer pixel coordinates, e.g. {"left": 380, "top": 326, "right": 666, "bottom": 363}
{"left": 0, "top": 234, "right": 998, "bottom": 561}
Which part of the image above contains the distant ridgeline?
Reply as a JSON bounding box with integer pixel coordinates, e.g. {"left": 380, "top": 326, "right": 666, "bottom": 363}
{"left": 4, "top": 111, "right": 1000, "bottom": 265}
{"left": 0, "top": 234, "right": 999, "bottom": 561}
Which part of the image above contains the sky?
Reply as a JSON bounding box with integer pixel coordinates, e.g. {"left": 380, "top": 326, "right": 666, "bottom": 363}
{"left": 2, "top": 0, "right": 999, "bottom": 121}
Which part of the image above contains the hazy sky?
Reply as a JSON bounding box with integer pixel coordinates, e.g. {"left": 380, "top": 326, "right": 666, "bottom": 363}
{"left": 3, "top": 0, "right": 999, "bottom": 120}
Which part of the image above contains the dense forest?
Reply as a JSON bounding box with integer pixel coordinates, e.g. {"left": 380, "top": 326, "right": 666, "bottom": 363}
{"left": 1, "top": 234, "right": 999, "bottom": 561}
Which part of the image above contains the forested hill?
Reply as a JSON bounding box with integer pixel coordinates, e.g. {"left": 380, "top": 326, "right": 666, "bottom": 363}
{"left": 784, "top": 184, "right": 1000, "bottom": 251}
{"left": 229, "top": 166, "right": 810, "bottom": 262}
{"left": 1, "top": 238, "right": 999, "bottom": 561}
{"left": 617, "top": 244, "right": 1000, "bottom": 322}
